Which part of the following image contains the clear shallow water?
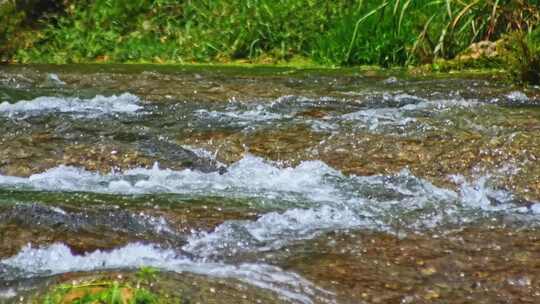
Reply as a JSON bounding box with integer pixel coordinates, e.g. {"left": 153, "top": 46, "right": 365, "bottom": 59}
{"left": 1, "top": 160, "right": 537, "bottom": 303}
{"left": 0, "top": 65, "right": 539, "bottom": 303}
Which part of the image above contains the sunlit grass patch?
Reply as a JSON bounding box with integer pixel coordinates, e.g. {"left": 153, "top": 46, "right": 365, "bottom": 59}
{"left": 42, "top": 281, "right": 158, "bottom": 304}
{"left": 40, "top": 268, "right": 165, "bottom": 304}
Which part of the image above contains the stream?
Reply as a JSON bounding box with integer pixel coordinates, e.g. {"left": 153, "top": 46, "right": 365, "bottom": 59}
{"left": 0, "top": 65, "right": 539, "bottom": 303}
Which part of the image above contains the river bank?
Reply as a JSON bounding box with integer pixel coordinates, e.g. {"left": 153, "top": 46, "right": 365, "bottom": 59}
{"left": 1, "top": 1, "right": 539, "bottom": 84}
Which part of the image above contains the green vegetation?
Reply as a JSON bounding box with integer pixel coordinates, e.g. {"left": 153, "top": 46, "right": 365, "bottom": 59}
{"left": 1, "top": 0, "right": 540, "bottom": 83}
{"left": 136, "top": 266, "right": 159, "bottom": 283}
{"left": 42, "top": 281, "right": 159, "bottom": 304}
{"left": 38, "top": 268, "right": 169, "bottom": 304}
{"left": 504, "top": 26, "right": 540, "bottom": 84}
{"left": 0, "top": 0, "right": 26, "bottom": 61}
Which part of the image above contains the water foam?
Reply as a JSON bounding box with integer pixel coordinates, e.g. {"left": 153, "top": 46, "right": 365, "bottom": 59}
{"left": 0, "top": 288, "right": 16, "bottom": 299}
{"left": 190, "top": 94, "right": 483, "bottom": 135}
{"left": 0, "top": 155, "right": 536, "bottom": 257}
{"left": 0, "top": 243, "right": 326, "bottom": 304}
{"left": 184, "top": 204, "right": 372, "bottom": 256}
{"left": 506, "top": 91, "right": 529, "bottom": 102}
{"left": 46, "top": 73, "right": 66, "bottom": 86}
{"left": 183, "top": 167, "right": 535, "bottom": 257}
{"left": 1, "top": 160, "right": 533, "bottom": 301}
{"left": 193, "top": 95, "right": 343, "bottom": 130}
{"left": 0, "top": 156, "right": 537, "bottom": 302}
{"left": 341, "top": 107, "right": 418, "bottom": 131}
{"left": 195, "top": 103, "right": 290, "bottom": 127}
{"left": 0, "top": 155, "right": 340, "bottom": 203}
{"left": 0, "top": 93, "right": 142, "bottom": 117}
{"left": 336, "top": 94, "right": 481, "bottom": 132}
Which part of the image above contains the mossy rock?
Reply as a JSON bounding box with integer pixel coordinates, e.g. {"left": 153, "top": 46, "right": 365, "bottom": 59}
{"left": 431, "top": 42, "right": 506, "bottom": 72}
{"left": 29, "top": 270, "right": 288, "bottom": 304}
{"left": 42, "top": 281, "right": 160, "bottom": 304}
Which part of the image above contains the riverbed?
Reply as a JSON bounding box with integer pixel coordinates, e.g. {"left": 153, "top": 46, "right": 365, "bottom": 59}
{"left": 0, "top": 65, "right": 539, "bottom": 303}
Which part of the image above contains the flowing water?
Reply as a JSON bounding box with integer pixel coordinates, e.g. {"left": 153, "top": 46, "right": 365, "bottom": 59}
{"left": 0, "top": 65, "right": 539, "bottom": 303}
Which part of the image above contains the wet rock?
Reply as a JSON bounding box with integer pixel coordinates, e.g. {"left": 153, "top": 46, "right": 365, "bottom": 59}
{"left": 63, "top": 144, "right": 154, "bottom": 173}
{"left": 362, "top": 93, "right": 426, "bottom": 108}
{"left": 0, "top": 197, "right": 259, "bottom": 259}
{"left": 22, "top": 271, "right": 288, "bottom": 304}
{"left": 275, "top": 228, "right": 540, "bottom": 303}
{"left": 457, "top": 40, "right": 501, "bottom": 61}
{"left": 383, "top": 76, "right": 399, "bottom": 85}
{"left": 0, "top": 222, "right": 132, "bottom": 259}
{"left": 420, "top": 266, "right": 437, "bottom": 276}
{"left": 137, "top": 138, "right": 226, "bottom": 173}
{"left": 0, "top": 202, "right": 188, "bottom": 256}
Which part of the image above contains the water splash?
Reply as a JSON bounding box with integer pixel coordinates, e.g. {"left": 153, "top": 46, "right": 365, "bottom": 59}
{"left": 0, "top": 155, "right": 341, "bottom": 203}
{"left": 334, "top": 94, "right": 481, "bottom": 133}
{"left": 0, "top": 93, "right": 142, "bottom": 117}
{"left": 0, "top": 243, "right": 329, "bottom": 304}
{"left": 184, "top": 204, "right": 371, "bottom": 257}
{"left": 46, "top": 73, "right": 66, "bottom": 86}
{"left": 195, "top": 103, "right": 290, "bottom": 127}
{"left": 506, "top": 91, "right": 529, "bottom": 103}
{"left": 341, "top": 107, "right": 417, "bottom": 131}
{"left": 188, "top": 94, "right": 485, "bottom": 135}
{"left": 0, "top": 155, "right": 537, "bottom": 258}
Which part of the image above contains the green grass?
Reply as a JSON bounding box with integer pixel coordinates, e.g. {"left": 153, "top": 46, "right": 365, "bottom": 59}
{"left": 0, "top": 0, "right": 26, "bottom": 61}
{"left": 40, "top": 268, "right": 165, "bottom": 304}
{"left": 2, "top": 0, "right": 540, "bottom": 82}
{"left": 42, "top": 281, "right": 159, "bottom": 304}
{"left": 505, "top": 26, "right": 540, "bottom": 84}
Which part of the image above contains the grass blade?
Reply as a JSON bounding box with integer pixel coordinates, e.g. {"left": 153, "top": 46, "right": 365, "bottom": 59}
{"left": 345, "top": 1, "right": 390, "bottom": 63}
